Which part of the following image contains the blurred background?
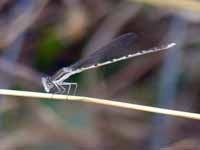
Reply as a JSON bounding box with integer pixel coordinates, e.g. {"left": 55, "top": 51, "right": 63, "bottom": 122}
{"left": 0, "top": 0, "right": 200, "bottom": 149}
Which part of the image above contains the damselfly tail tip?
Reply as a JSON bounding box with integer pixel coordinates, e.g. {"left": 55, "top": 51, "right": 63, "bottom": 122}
{"left": 167, "top": 43, "right": 176, "bottom": 49}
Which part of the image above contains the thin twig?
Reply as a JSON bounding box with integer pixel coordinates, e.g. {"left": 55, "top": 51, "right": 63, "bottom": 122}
{"left": 0, "top": 89, "right": 200, "bottom": 121}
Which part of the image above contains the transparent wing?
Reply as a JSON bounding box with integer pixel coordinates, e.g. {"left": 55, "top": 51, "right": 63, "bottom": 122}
{"left": 70, "top": 32, "right": 138, "bottom": 70}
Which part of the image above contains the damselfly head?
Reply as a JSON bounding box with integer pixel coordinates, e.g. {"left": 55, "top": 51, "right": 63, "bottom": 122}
{"left": 41, "top": 77, "right": 55, "bottom": 93}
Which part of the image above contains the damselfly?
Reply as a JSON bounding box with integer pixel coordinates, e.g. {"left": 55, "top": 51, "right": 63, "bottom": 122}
{"left": 42, "top": 33, "right": 176, "bottom": 94}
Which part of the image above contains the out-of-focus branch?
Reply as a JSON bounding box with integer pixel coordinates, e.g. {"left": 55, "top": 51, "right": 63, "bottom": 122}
{"left": 0, "top": 58, "right": 42, "bottom": 86}
{"left": 0, "top": 89, "right": 200, "bottom": 121}
{"left": 84, "top": 2, "right": 141, "bottom": 52}
{"left": 0, "top": 0, "right": 49, "bottom": 48}
{"left": 129, "top": 0, "right": 200, "bottom": 12}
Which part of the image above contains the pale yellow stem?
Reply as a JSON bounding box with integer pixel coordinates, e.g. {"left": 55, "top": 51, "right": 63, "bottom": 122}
{"left": 0, "top": 89, "right": 200, "bottom": 120}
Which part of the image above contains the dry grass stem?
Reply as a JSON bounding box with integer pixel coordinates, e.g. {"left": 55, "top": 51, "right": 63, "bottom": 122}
{"left": 0, "top": 89, "right": 200, "bottom": 121}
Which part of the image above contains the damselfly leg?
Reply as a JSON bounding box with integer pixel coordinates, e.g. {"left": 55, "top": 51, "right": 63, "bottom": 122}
{"left": 60, "top": 82, "right": 78, "bottom": 95}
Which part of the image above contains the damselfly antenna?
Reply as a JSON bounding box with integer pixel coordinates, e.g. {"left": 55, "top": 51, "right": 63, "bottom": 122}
{"left": 42, "top": 33, "right": 176, "bottom": 94}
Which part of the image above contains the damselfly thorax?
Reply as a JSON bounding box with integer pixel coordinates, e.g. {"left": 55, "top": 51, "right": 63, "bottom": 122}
{"left": 42, "top": 33, "right": 176, "bottom": 94}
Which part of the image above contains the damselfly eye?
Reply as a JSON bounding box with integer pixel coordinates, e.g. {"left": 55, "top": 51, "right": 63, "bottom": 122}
{"left": 41, "top": 77, "right": 54, "bottom": 92}
{"left": 47, "top": 81, "right": 52, "bottom": 87}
